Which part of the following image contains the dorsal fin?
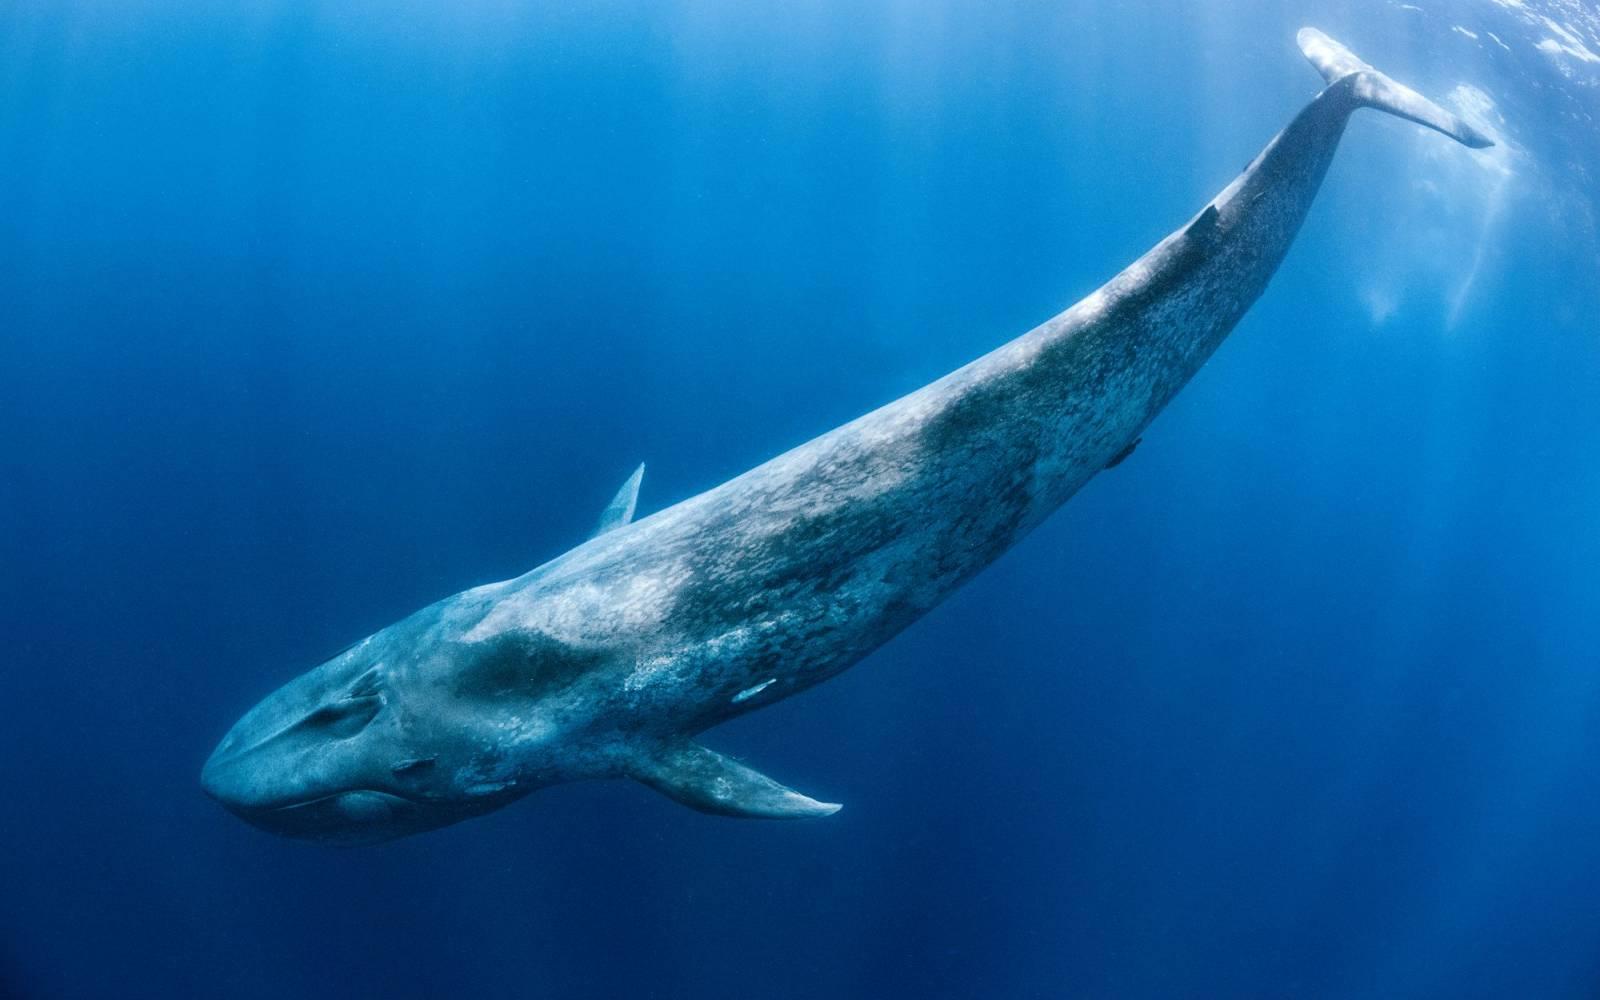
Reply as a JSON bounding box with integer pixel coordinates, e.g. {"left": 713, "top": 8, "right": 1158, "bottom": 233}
{"left": 592, "top": 463, "right": 644, "bottom": 537}
{"left": 1183, "top": 204, "right": 1220, "bottom": 241}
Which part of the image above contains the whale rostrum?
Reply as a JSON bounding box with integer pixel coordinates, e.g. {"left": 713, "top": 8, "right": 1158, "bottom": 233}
{"left": 202, "top": 30, "right": 1492, "bottom": 845}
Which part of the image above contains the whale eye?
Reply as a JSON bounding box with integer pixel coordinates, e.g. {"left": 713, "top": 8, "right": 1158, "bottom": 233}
{"left": 347, "top": 667, "right": 383, "bottom": 699}
{"left": 391, "top": 757, "right": 436, "bottom": 777}
{"left": 302, "top": 694, "right": 381, "bottom": 739}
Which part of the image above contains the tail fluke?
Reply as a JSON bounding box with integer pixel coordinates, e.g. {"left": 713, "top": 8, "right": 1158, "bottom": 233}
{"left": 1298, "top": 28, "right": 1493, "bottom": 149}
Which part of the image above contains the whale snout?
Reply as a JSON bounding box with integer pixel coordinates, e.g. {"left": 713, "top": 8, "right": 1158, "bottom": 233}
{"left": 201, "top": 664, "right": 422, "bottom": 845}
{"left": 202, "top": 741, "right": 419, "bottom": 846}
{"left": 200, "top": 723, "right": 275, "bottom": 810}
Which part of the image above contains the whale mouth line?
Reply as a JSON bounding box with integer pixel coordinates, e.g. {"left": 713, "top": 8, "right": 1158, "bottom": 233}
{"left": 218, "top": 788, "right": 416, "bottom": 832}
{"left": 220, "top": 789, "right": 423, "bottom": 845}
{"left": 269, "top": 789, "right": 411, "bottom": 813}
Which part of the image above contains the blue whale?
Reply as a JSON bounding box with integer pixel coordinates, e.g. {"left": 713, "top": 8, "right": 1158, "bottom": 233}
{"left": 203, "top": 30, "right": 1492, "bottom": 845}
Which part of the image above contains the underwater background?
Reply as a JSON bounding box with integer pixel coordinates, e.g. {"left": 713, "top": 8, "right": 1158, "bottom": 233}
{"left": 3, "top": 0, "right": 1599, "bottom": 996}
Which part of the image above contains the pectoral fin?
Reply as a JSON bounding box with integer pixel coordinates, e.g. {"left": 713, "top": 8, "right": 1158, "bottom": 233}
{"left": 624, "top": 739, "right": 841, "bottom": 819}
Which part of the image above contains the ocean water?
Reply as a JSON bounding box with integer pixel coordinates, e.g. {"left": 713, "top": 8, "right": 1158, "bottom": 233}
{"left": 3, "top": 1, "right": 1598, "bottom": 997}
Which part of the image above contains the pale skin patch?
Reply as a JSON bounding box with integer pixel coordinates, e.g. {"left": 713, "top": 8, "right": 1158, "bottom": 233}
{"left": 732, "top": 679, "right": 776, "bottom": 704}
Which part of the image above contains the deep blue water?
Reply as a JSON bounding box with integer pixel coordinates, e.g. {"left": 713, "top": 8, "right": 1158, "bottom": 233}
{"left": 4, "top": 1, "right": 1600, "bottom": 997}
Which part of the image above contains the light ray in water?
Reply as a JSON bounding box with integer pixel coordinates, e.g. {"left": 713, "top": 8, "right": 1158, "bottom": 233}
{"left": 1356, "top": 81, "right": 1522, "bottom": 331}
{"left": 1442, "top": 84, "right": 1519, "bottom": 328}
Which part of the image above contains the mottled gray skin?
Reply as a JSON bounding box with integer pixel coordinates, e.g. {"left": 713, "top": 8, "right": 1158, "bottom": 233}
{"left": 202, "top": 32, "right": 1491, "bottom": 845}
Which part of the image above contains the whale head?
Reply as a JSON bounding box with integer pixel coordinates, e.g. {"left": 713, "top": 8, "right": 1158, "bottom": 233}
{"left": 200, "top": 620, "right": 561, "bottom": 845}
